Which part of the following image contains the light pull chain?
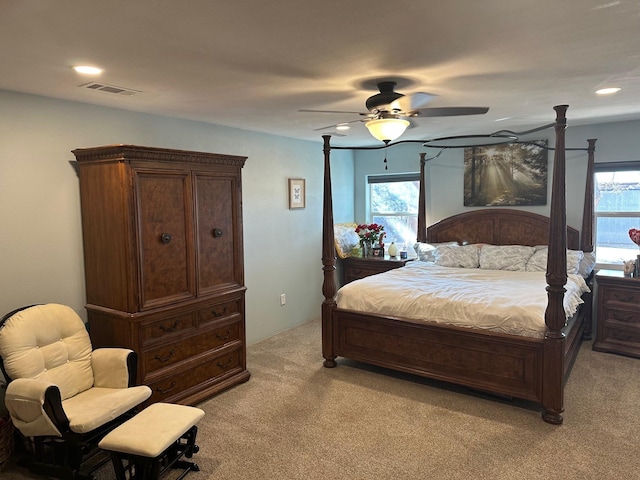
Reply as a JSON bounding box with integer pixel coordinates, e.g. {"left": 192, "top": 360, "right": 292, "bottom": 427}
{"left": 383, "top": 140, "right": 390, "bottom": 170}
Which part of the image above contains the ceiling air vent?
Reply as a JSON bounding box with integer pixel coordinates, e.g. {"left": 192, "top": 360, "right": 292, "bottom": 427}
{"left": 79, "top": 82, "right": 140, "bottom": 96}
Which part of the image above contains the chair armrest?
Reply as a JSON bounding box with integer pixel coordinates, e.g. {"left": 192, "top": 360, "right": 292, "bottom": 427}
{"left": 92, "top": 348, "right": 139, "bottom": 388}
{"left": 5, "top": 378, "right": 68, "bottom": 437}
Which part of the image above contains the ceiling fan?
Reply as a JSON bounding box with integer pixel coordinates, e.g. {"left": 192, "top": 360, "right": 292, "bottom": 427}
{"left": 300, "top": 81, "right": 489, "bottom": 143}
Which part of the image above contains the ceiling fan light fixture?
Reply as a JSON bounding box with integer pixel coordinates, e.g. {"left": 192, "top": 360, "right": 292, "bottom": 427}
{"left": 365, "top": 118, "right": 410, "bottom": 142}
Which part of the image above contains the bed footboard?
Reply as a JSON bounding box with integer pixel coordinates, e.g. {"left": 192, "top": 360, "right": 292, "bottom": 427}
{"left": 329, "top": 304, "right": 587, "bottom": 415}
{"left": 332, "top": 309, "right": 544, "bottom": 402}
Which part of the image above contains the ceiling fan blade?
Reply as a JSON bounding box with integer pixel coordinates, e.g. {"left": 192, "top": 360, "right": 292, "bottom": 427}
{"left": 299, "top": 109, "right": 371, "bottom": 116}
{"left": 388, "top": 92, "right": 435, "bottom": 112}
{"left": 412, "top": 107, "right": 489, "bottom": 117}
{"left": 313, "top": 118, "right": 365, "bottom": 131}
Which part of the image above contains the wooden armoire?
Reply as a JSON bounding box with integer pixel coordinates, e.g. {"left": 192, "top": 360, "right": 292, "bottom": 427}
{"left": 73, "top": 145, "right": 250, "bottom": 406}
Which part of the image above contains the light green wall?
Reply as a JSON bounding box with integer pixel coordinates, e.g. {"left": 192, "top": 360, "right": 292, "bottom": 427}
{"left": 0, "top": 89, "right": 354, "bottom": 346}
{"left": 354, "top": 119, "right": 640, "bottom": 237}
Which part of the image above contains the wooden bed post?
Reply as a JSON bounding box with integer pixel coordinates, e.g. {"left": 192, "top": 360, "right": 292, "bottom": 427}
{"left": 581, "top": 139, "right": 597, "bottom": 253}
{"left": 581, "top": 139, "right": 597, "bottom": 340}
{"left": 417, "top": 152, "right": 428, "bottom": 243}
{"left": 321, "top": 135, "right": 338, "bottom": 368}
{"left": 542, "top": 105, "right": 568, "bottom": 425}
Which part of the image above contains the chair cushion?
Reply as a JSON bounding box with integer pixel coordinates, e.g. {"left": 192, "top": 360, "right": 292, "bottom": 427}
{"left": 99, "top": 403, "right": 205, "bottom": 457}
{"left": 62, "top": 385, "right": 152, "bottom": 434}
{"left": 0, "top": 304, "right": 94, "bottom": 400}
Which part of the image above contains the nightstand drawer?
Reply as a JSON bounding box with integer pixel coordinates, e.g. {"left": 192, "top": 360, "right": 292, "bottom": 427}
{"left": 603, "top": 309, "right": 640, "bottom": 325}
{"left": 601, "top": 325, "right": 640, "bottom": 346}
{"left": 602, "top": 287, "right": 640, "bottom": 307}
{"left": 343, "top": 256, "right": 414, "bottom": 284}
{"left": 594, "top": 270, "right": 640, "bottom": 358}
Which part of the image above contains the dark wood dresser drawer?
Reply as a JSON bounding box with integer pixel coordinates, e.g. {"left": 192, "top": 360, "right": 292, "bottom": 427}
{"left": 593, "top": 270, "right": 640, "bottom": 359}
{"left": 343, "top": 256, "right": 414, "bottom": 284}
{"left": 602, "top": 287, "right": 640, "bottom": 306}
{"left": 141, "top": 311, "right": 197, "bottom": 343}
{"left": 603, "top": 308, "right": 640, "bottom": 325}
{"left": 142, "top": 320, "right": 241, "bottom": 374}
{"left": 198, "top": 298, "right": 241, "bottom": 326}
{"left": 146, "top": 349, "right": 242, "bottom": 404}
{"left": 601, "top": 325, "right": 640, "bottom": 345}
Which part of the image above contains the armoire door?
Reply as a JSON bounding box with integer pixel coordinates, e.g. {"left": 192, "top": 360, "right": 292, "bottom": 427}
{"left": 194, "top": 172, "right": 243, "bottom": 295}
{"left": 136, "top": 170, "right": 196, "bottom": 309}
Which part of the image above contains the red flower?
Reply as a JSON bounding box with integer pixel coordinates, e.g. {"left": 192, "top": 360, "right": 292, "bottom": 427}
{"left": 355, "top": 223, "right": 385, "bottom": 246}
{"left": 629, "top": 228, "right": 640, "bottom": 247}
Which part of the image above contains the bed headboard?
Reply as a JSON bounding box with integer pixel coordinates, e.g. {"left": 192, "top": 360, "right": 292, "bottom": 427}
{"left": 426, "top": 208, "right": 580, "bottom": 249}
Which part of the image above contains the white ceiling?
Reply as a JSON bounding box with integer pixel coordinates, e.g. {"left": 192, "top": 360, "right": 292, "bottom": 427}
{"left": 2, "top": 0, "right": 639, "bottom": 146}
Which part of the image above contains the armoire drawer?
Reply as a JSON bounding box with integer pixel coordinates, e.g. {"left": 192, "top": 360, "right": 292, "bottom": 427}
{"left": 141, "top": 311, "right": 197, "bottom": 343}
{"left": 146, "top": 349, "right": 241, "bottom": 404}
{"left": 142, "top": 320, "right": 241, "bottom": 373}
{"left": 198, "top": 299, "right": 240, "bottom": 326}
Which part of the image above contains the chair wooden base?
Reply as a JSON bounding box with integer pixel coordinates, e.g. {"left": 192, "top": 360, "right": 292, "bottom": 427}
{"left": 107, "top": 426, "right": 200, "bottom": 480}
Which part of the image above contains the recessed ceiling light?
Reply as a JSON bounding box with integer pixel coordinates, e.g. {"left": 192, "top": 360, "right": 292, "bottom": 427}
{"left": 495, "top": 117, "right": 511, "bottom": 122}
{"left": 336, "top": 124, "right": 350, "bottom": 131}
{"left": 595, "top": 87, "right": 621, "bottom": 95}
{"left": 73, "top": 65, "right": 103, "bottom": 75}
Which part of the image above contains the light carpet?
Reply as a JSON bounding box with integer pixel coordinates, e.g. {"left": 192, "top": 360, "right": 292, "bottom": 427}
{"left": 4, "top": 317, "right": 639, "bottom": 479}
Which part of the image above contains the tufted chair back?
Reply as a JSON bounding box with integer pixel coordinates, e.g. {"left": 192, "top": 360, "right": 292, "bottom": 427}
{"left": 0, "top": 303, "right": 94, "bottom": 399}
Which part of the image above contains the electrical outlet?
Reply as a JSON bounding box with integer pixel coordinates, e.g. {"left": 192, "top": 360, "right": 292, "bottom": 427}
{"left": 280, "top": 294, "right": 286, "bottom": 306}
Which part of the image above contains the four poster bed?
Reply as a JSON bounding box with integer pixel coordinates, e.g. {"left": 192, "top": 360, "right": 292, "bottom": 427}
{"left": 320, "top": 105, "right": 597, "bottom": 424}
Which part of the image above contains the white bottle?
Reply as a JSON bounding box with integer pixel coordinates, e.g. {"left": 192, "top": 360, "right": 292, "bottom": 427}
{"left": 388, "top": 241, "right": 398, "bottom": 257}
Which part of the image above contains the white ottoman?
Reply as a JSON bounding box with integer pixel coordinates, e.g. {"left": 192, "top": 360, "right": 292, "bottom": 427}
{"left": 99, "top": 403, "right": 205, "bottom": 480}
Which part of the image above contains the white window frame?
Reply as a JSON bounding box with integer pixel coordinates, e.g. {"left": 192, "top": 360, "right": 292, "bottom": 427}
{"left": 368, "top": 173, "right": 420, "bottom": 246}
{"left": 594, "top": 161, "right": 640, "bottom": 270}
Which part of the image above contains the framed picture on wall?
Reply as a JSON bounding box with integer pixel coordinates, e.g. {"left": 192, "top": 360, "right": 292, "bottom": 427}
{"left": 463, "top": 141, "right": 548, "bottom": 206}
{"left": 288, "top": 178, "right": 306, "bottom": 209}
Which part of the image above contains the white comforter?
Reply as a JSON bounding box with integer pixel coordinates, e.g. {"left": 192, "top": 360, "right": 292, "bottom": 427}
{"left": 336, "top": 262, "right": 590, "bottom": 338}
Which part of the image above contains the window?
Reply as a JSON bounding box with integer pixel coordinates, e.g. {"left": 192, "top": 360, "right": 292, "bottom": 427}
{"left": 594, "top": 162, "right": 640, "bottom": 267}
{"left": 368, "top": 173, "right": 420, "bottom": 246}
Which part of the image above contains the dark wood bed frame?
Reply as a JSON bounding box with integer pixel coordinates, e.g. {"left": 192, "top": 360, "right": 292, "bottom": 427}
{"left": 321, "top": 105, "right": 597, "bottom": 424}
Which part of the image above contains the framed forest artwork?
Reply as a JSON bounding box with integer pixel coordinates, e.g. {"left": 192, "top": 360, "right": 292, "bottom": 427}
{"left": 464, "top": 141, "right": 548, "bottom": 206}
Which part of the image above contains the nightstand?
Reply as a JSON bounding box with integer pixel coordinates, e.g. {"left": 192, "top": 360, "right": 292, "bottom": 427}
{"left": 343, "top": 255, "right": 414, "bottom": 284}
{"left": 593, "top": 269, "right": 640, "bottom": 358}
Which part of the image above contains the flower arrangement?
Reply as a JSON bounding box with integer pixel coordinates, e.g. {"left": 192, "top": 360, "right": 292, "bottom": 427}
{"left": 355, "top": 223, "right": 385, "bottom": 247}
{"left": 629, "top": 228, "right": 640, "bottom": 249}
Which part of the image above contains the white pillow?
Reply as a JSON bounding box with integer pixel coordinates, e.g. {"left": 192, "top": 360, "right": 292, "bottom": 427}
{"left": 413, "top": 242, "right": 457, "bottom": 262}
{"left": 479, "top": 245, "right": 535, "bottom": 271}
{"left": 434, "top": 244, "right": 479, "bottom": 268}
{"left": 578, "top": 251, "right": 596, "bottom": 278}
{"left": 334, "top": 223, "right": 360, "bottom": 259}
{"left": 525, "top": 247, "right": 584, "bottom": 275}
